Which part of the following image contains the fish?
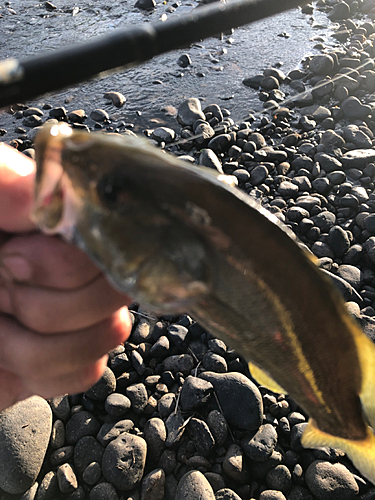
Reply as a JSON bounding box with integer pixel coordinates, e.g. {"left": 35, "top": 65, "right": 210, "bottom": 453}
{"left": 33, "top": 122, "right": 375, "bottom": 483}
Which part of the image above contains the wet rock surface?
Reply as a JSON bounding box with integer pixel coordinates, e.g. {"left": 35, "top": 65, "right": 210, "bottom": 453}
{"left": 3, "top": 1, "right": 375, "bottom": 500}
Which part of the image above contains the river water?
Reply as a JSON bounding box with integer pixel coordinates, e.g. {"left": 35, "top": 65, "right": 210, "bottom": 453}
{"left": 0, "top": 0, "right": 336, "bottom": 137}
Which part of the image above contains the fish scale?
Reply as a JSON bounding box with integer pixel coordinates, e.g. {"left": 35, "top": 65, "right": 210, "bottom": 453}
{"left": 33, "top": 123, "right": 375, "bottom": 484}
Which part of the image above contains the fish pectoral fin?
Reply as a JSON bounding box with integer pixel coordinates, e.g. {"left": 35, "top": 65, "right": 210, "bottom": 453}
{"left": 302, "top": 419, "right": 375, "bottom": 484}
{"left": 248, "top": 362, "right": 286, "bottom": 394}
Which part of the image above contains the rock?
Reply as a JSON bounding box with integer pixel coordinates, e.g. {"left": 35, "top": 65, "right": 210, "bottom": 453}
{"left": 208, "top": 133, "right": 234, "bottom": 153}
{"left": 49, "top": 395, "right": 70, "bottom": 422}
{"left": 35, "top": 471, "right": 57, "bottom": 500}
{"left": 102, "top": 433, "right": 147, "bottom": 490}
{"left": 180, "top": 375, "right": 214, "bottom": 411}
{"left": 0, "top": 396, "right": 52, "bottom": 494}
{"left": 312, "top": 211, "right": 336, "bottom": 232}
{"left": 309, "top": 54, "right": 335, "bottom": 75}
{"left": 342, "top": 125, "right": 372, "bottom": 149}
{"left": 328, "top": 1, "right": 350, "bottom": 20}
{"left": 104, "top": 393, "right": 131, "bottom": 417}
{"left": 278, "top": 181, "right": 299, "bottom": 198}
{"left": 135, "top": 0, "right": 156, "bottom": 9}
{"left": 215, "top": 488, "right": 242, "bottom": 500}
{"left": 177, "top": 53, "right": 192, "bottom": 68}
{"left": 163, "top": 354, "right": 195, "bottom": 375}
{"left": 177, "top": 98, "right": 205, "bottom": 126}
{"left": 266, "top": 465, "right": 292, "bottom": 494}
{"left": 90, "top": 109, "right": 109, "bottom": 122}
{"left": 223, "top": 444, "right": 250, "bottom": 482}
{"left": 301, "top": 105, "right": 331, "bottom": 121}
{"left": 85, "top": 367, "right": 116, "bottom": 401}
{"left": 151, "top": 127, "right": 176, "bottom": 143}
{"left": 336, "top": 264, "right": 362, "bottom": 290}
{"left": 261, "top": 76, "right": 280, "bottom": 90}
{"left": 199, "top": 372, "right": 263, "bottom": 430}
{"left": 207, "top": 410, "right": 228, "bottom": 446}
{"left": 56, "top": 463, "right": 78, "bottom": 493}
{"left": 90, "top": 482, "right": 119, "bottom": 500}
{"left": 126, "top": 383, "right": 148, "bottom": 414}
{"left": 141, "top": 468, "right": 165, "bottom": 500}
{"left": 73, "top": 436, "right": 104, "bottom": 475}
{"left": 143, "top": 417, "right": 166, "bottom": 462}
{"left": 187, "top": 418, "right": 215, "bottom": 456}
{"left": 82, "top": 461, "right": 101, "bottom": 485}
{"left": 259, "top": 491, "right": 287, "bottom": 500}
{"left": 96, "top": 419, "right": 134, "bottom": 446}
{"left": 66, "top": 411, "right": 100, "bottom": 444}
{"left": 251, "top": 165, "right": 269, "bottom": 185}
{"left": 176, "top": 471, "right": 215, "bottom": 499}
{"left": 341, "top": 149, "right": 375, "bottom": 170}
{"left": 341, "top": 97, "right": 371, "bottom": 120}
{"left": 305, "top": 460, "right": 359, "bottom": 500}
{"left": 241, "top": 424, "right": 278, "bottom": 461}
{"left": 328, "top": 226, "right": 350, "bottom": 257}
{"left": 320, "top": 130, "right": 345, "bottom": 149}
{"left": 314, "top": 153, "right": 342, "bottom": 173}
{"left": 104, "top": 91, "right": 126, "bottom": 107}
{"left": 165, "top": 409, "right": 185, "bottom": 447}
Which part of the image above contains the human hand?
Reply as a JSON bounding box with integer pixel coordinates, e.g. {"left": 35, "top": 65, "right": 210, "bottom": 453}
{"left": 0, "top": 143, "right": 132, "bottom": 411}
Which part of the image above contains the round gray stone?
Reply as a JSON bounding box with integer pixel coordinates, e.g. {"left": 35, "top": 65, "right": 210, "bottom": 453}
{"left": 176, "top": 471, "right": 215, "bottom": 500}
{"left": 102, "top": 433, "right": 147, "bottom": 490}
{"left": 0, "top": 396, "right": 52, "bottom": 494}
{"left": 305, "top": 460, "right": 359, "bottom": 500}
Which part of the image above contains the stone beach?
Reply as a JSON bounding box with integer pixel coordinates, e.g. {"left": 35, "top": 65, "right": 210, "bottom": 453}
{"left": 2, "top": 0, "right": 375, "bottom": 499}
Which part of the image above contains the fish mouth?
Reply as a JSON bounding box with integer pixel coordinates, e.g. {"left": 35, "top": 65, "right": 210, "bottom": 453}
{"left": 32, "top": 123, "right": 83, "bottom": 242}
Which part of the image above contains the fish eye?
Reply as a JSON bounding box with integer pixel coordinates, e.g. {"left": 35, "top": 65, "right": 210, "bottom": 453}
{"left": 97, "top": 173, "right": 134, "bottom": 209}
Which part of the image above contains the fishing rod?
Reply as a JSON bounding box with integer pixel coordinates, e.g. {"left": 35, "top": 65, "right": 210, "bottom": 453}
{"left": 0, "top": 0, "right": 306, "bottom": 108}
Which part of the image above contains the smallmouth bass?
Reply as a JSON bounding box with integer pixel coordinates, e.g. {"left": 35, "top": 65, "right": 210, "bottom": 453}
{"left": 33, "top": 123, "right": 375, "bottom": 483}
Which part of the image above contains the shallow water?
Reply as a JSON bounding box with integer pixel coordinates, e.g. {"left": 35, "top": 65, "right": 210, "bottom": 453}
{"left": 0, "top": 0, "right": 337, "bottom": 137}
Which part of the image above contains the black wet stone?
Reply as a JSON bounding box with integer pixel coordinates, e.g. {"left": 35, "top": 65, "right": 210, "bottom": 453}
{"left": 250, "top": 165, "right": 268, "bottom": 185}
{"left": 207, "top": 410, "right": 228, "bottom": 446}
{"left": 85, "top": 367, "right": 116, "bottom": 401}
{"left": 73, "top": 436, "right": 104, "bottom": 476}
{"left": 90, "top": 109, "right": 109, "bottom": 122}
{"left": 50, "top": 445, "right": 74, "bottom": 467}
{"left": 312, "top": 211, "right": 336, "bottom": 232}
{"left": 89, "top": 482, "right": 119, "bottom": 500}
{"left": 314, "top": 153, "right": 342, "bottom": 173}
{"left": 96, "top": 420, "right": 134, "bottom": 447}
{"left": 150, "top": 335, "right": 170, "bottom": 357}
{"left": 336, "top": 265, "right": 362, "bottom": 290}
{"left": 266, "top": 465, "right": 292, "bottom": 495}
{"left": 290, "top": 423, "right": 307, "bottom": 452}
{"left": 163, "top": 354, "right": 194, "bottom": 375}
{"left": 102, "top": 433, "right": 147, "bottom": 490}
{"left": 143, "top": 418, "right": 166, "bottom": 464}
{"left": 223, "top": 444, "right": 250, "bottom": 482}
{"left": 309, "top": 54, "right": 335, "bottom": 75}
{"left": 82, "top": 461, "right": 101, "bottom": 485}
{"left": 36, "top": 471, "right": 57, "bottom": 500}
{"left": 141, "top": 468, "right": 165, "bottom": 499}
{"left": 177, "top": 98, "right": 205, "bottom": 126}
{"left": 176, "top": 471, "right": 215, "bottom": 500}
{"left": 56, "top": 463, "right": 78, "bottom": 493}
{"left": 104, "top": 393, "right": 131, "bottom": 417}
{"left": 327, "top": 226, "right": 350, "bottom": 257}
{"left": 341, "top": 96, "right": 371, "bottom": 120}
{"left": 187, "top": 418, "right": 215, "bottom": 456}
{"left": 65, "top": 411, "right": 100, "bottom": 445}
{"left": 207, "top": 133, "right": 233, "bottom": 153}
{"left": 180, "top": 375, "right": 214, "bottom": 411}
{"left": 199, "top": 148, "right": 224, "bottom": 172}
{"left": 125, "top": 383, "right": 148, "bottom": 414}
{"left": 165, "top": 409, "right": 185, "bottom": 447}
{"left": 241, "top": 424, "right": 278, "bottom": 461}
{"left": 199, "top": 372, "right": 263, "bottom": 430}
{"left": 202, "top": 351, "right": 227, "bottom": 372}
{"left": 278, "top": 181, "right": 299, "bottom": 198}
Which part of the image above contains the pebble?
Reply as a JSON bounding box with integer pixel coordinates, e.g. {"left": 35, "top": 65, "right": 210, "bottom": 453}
{"left": 305, "top": 461, "right": 359, "bottom": 500}
{"left": 143, "top": 417, "right": 166, "bottom": 462}
{"left": 215, "top": 488, "right": 242, "bottom": 500}
{"left": 102, "top": 433, "right": 147, "bottom": 490}
{"left": 125, "top": 383, "right": 148, "bottom": 413}
{"left": 177, "top": 98, "right": 206, "bottom": 126}
{"left": 199, "top": 371, "right": 263, "bottom": 430}
{"left": 85, "top": 367, "right": 116, "bottom": 401}
{"left": 175, "top": 470, "right": 215, "bottom": 499}
{"left": 180, "top": 375, "right": 214, "bottom": 411}
{"left": 222, "top": 444, "right": 250, "bottom": 482}
{"left": 0, "top": 396, "right": 52, "bottom": 494}
{"left": 89, "top": 109, "right": 109, "bottom": 122}
{"left": 89, "top": 482, "right": 119, "bottom": 500}
{"left": 241, "top": 423, "right": 278, "bottom": 461}
{"left": 103, "top": 91, "right": 126, "bottom": 107}
{"left": 56, "top": 463, "right": 78, "bottom": 493}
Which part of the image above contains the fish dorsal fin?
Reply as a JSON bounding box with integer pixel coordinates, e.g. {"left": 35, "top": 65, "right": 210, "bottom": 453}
{"left": 302, "top": 419, "right": 375, "bottom": 484}
{"left": 248, "top": 362, "right": 286, "bottom": 394}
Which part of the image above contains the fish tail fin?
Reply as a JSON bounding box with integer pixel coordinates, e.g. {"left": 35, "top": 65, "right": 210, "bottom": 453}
{"left": 302, "top": 419, "right": 375, "bottom": 484}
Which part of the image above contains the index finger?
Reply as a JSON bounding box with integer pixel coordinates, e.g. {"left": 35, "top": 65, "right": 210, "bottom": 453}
{"left": 0, "top": 144, "right": 36, "bottom": 233}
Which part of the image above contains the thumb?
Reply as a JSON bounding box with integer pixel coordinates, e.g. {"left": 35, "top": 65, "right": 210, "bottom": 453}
{"left": 0, "top": 144, "right": 36, "bottom": 233}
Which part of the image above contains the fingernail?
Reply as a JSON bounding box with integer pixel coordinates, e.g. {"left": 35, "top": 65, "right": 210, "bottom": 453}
{"left": 0, "top": 287, "right": 12, "bottom": 313}
{"left": 1, "top": 255, "right": 33, "bottom": 282}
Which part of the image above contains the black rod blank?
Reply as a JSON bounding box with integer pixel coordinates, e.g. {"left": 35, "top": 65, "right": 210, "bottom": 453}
{"left": 0, "top": 0, "right": 304, "bottom": 108}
